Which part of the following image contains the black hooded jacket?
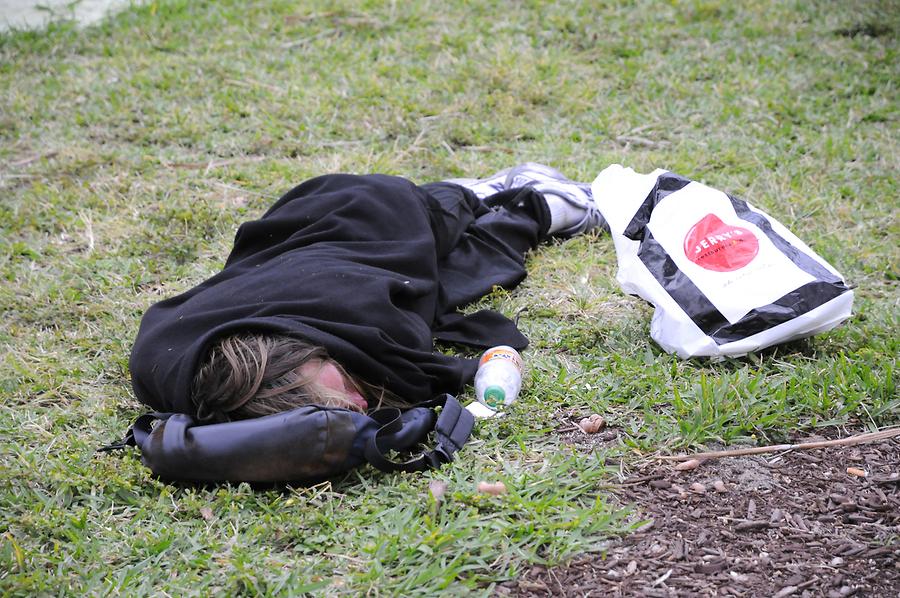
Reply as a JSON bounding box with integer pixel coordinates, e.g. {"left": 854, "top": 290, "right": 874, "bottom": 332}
{"left": 129, "top": 174, "right": 550, "bottom": 416}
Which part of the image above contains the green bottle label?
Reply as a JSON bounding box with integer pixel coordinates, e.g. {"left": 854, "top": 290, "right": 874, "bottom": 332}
{"left": 483, "top": 386, "right": 506, "bottom": 408}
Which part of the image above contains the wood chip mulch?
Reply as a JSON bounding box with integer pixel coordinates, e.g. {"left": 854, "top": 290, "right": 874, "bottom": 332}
{"left": 497, "top": 433, "right": 899, "bottom": 597}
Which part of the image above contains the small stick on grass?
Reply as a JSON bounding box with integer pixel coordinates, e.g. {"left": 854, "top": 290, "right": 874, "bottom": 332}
{"left": 9, "top": 151, "right": 58, "bottom": 167}
{"left": 616, "top": 135, "right": 664, "bottom": 148}
{"left": 224, "top": 78, "right": 285, "bottom": 94}
{"left": 660, "top": 427, "right": 900, "bottom": 462}
{"left": 167, "top": 156, "right": 267, "bottom": 170}
{"left": 211, "top": 181, "right": 280, "bottom": 199}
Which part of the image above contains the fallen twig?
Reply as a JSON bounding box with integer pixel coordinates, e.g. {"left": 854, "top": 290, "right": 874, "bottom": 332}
{"left": 81, "top": 212, "right": 95, "bottom": 253}
{"left": 660, "top": 427, "right": 900, "bottom": 462}
{"left": 224, "top": 78, "right": 284, "bottom": 94}
{"left": 651, "top": 568, "right": 673, "bottom": 587}
{"left": 211, "top": 181, "right": 279, "bottom": 199}
{"left": 166, "top": 156, "right": 267, "bottom": 170}
{"left": 619, "top": 473, "right": 665, "bottom": 486}
{"left": 457, "top": 145, "right": 514, "bottom": 153}
{"left": 9, "top": 150, "right": 58, "bottom": 167}
{"left": 734, "top": 520, "right": 770, "bottom": 532}
{"left": 615, "top": 135, "right": 666, "bottom": 148}
{"left": 280, "top": 29, "right": 338, "bottom": 49}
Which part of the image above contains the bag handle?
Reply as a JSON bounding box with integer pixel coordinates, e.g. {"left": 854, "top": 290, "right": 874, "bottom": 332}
{"left": 99, "top": 397, "right": 474, "bottom": 476}
{"left": 364, "top": 394, "right": 474, "bottom": 473}
{"left": 96, "top": 413, "right": 172, "bottom": 453}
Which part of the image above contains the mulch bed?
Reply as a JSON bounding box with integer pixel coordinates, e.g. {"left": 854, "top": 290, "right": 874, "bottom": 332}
{"left": 498, "top": 430, "right": 899, "bottom": 597}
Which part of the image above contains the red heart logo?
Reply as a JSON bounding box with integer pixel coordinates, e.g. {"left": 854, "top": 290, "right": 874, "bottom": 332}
{"left": 683, "top": 214, "right": 759, "bottom": 272}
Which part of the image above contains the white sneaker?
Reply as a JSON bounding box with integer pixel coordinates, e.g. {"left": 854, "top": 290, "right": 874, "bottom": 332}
{"left": 506, "top": 163, "right": 607, "bottom": 236}
{"left": 533, "top": 180, "right": 607, "bottom": 236}
{"left": 504, "top": 162, "right": 562, "bottom": 185}
{"left": 444, "top": 166, "right": 513, "bottom": 200}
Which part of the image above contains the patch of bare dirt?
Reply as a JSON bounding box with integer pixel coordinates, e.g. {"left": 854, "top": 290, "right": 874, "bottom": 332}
{"left": 499, "top": 432, "right": 900, "bottom": 597}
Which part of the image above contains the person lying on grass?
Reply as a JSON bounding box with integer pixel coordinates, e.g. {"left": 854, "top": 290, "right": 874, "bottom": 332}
{"left": 129, "top": 164, "right": 605, "bottom": 421}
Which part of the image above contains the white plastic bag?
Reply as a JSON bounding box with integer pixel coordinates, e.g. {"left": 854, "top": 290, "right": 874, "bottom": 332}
{"left": 592, "top": 165, "right": 854, "bottom": 358}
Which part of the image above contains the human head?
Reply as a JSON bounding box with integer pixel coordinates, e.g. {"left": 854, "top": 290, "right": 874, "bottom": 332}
{"left": 191, "top": 332, "right": 374, "bottom": 423}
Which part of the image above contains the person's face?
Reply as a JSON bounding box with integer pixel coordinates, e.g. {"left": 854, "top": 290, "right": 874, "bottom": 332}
{"left": 297, "top": 360, "right": 368, "bottom": 411}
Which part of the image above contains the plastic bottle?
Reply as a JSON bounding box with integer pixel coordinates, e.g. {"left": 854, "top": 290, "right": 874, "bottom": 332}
{"left": 474, "top": 345, "right": 523, "bottom": 410}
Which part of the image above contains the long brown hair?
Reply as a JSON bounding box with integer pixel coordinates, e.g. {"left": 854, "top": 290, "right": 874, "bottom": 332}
{"left": 191, "top": 332, "right": 390, "bottom": 423}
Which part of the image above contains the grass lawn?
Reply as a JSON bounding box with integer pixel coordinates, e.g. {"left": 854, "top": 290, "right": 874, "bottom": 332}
{"left": 1, "top": 0, "right": 897, "bottom": 594}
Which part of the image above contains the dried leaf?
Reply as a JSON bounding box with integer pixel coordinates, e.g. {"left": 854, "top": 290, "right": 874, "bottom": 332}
{"left": 200, "top": 507, "right": 214, "bottom": 521}
{"left": 772, "top": 585, "right": 798, "bottom": 598}
{"left": 675, "top": 459, "right": 702, "bottom": 471}
{"left": 578, "top": 414, "right": 606, "bottom": 434}
{"left": 625, "top": 560, "right": 638, "bottom": 576}
{"left": 477, "top": 481, "right": 507, "bottom": 495}
{"left": 429, "top": 480, "right": 448, "bottom": 501}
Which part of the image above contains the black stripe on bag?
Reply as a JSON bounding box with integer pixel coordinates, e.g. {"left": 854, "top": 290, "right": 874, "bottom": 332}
{"left": 638, "top": 232, "right": 848, "bottom": 344}
{"left": 624, "top": 172, "right": 691, "bottom": 240}
{"left": 634, "top": 177, "right": 850, "bottom": 346}
{"left": 728, "top": 195, "right": 842, "bottom": 284}
{"left": 713, "top": 280, "right": 848, "bottom": 343}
